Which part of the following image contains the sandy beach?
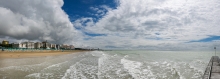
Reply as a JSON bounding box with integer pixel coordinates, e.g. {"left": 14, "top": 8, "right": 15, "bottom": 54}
{"left": 0, "top": 50, "right": 86, "bottom": 58}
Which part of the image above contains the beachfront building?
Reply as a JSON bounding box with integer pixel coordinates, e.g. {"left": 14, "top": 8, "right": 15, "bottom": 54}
{"left": 11, "top": 43, "right": 20, "bottom": 48}
{"left": 2, "top": 40, "right": 9, "bottom": 45}
{"left": 11, "top": 42, "right": 32, "bottom": 49}
{"left": 70, "top": 45, "right": 75, "bottom": 50}
{"left": 42, "top": 41, "right": 48, "bottom": 49}
{"left": 66, "top": 45, "right": 71, "bottom": 49}
{"left": 60, "top": 44, "right": 74, "bottom": 50}
{"left": 34, "top": 42, "right": 43, "bottom": 49}
{"left": 51, "top": 44, "right": 56, "bottom": 49}
{"left": 19, "top": 42, "right": 27, "bottom": 48}
{"left": 1, "top": 40, "right": 76, "bottom": 50}
{"left": 60, "top": 44, "right": 68, "bottom": 49}
{"left": 56, "top": 44, "right": 60, "bottom": 50}
{"left": 42, "top": 41, "right": 51, "bottom": 49}
{"left": 1, "top": 40, "right": 12, "bottom": 48}
{"left": 21, "top": 42, "right": 35, "bottom": 49}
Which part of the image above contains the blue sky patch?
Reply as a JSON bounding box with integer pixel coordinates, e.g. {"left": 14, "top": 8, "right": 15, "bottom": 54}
{"left": 189, "top": 36, "right": 220, "bottom": 42}
{"left": 62, "top": 0, "right": 118, "bottom": 22}
{"left": 84, "top": 32, "right": 107, "bottom": 37}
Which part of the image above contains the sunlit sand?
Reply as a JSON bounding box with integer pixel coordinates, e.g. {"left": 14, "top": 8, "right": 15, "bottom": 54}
{"left": 0, "top": 50, "right": 86, "bottom": 58}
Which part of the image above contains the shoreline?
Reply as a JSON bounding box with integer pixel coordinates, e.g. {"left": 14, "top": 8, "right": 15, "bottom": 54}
{"left": 0, "top": 50, "right": 87, "bottom": 59}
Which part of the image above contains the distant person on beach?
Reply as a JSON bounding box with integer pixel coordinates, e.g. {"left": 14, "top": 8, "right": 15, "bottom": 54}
{"left": 2, "top": 48, "right": 4, "bottom": 51}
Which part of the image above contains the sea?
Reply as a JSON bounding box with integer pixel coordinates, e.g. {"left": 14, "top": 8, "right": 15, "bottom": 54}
{"left": 0, "top": 50, "right": 217, "bottom": 79}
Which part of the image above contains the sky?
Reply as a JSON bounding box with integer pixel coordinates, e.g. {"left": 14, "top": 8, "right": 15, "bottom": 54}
{"left": 0, "top": 0, "right": 220, "bottom": 50}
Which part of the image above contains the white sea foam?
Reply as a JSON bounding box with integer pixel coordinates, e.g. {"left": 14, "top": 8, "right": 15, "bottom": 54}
{"left": 62, "top": 52, "right": 101, "bottom": 79}
{"left": 121, "top": 58, "right": 142, "bottom": 78}
{"left": 0, "top": 62, "right": 50, "bottom": 72}
{"left": 62, "top": 62, "right": 97, "bottom": 79}
{"left": 42, "top": 61, "right": 68, "bottom": 70}
{"left": 0, "top": 51, "right": 211, "bottom": 79}
{"left": 25, "top": 73, "right": 41, "bottom": 78}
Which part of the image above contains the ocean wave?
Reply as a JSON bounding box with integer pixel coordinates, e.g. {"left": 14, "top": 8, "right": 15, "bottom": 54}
{"left": 0, "top": 51, "right": 209, "bottom": 79}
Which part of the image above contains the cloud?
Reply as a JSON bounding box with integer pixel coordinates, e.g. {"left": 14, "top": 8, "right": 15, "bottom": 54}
{"left": 73, "top": 0, "right": 220, "bottom": 50}
{"left": 89, "top": 5, "right": 113, "bottom": 18}
{"left": 1, "top": 0, "right": 220, "bottom": 50}
{"left": 0, "top": 0, "right": 77, "bottom": 44}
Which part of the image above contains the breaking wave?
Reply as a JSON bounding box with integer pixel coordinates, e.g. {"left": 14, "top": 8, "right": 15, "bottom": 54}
{"left": 0, "top": 51, "right": 211, "bottom": 79}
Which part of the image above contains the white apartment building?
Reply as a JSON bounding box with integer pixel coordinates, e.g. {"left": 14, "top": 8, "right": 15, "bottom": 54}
{"left": 22, "top": 42, "right": 35, "bottom": 49}
{"left": 34, "top": 42, "right": 43, "bottom": 49}
{"left": 12, "top": 42, "right": 35, "bottom": 49}
{"left": 11, "top": 41, "right": 62, "bottom": 50}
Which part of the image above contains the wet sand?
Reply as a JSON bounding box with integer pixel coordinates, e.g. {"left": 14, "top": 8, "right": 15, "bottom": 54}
{"left": 0, "top": 50, "right": 87, "bottom": 58}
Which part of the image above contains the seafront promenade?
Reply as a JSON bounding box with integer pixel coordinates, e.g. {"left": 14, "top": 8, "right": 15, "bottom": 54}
{"left": 203, "top": 56, "right": 220, "bottom": 79}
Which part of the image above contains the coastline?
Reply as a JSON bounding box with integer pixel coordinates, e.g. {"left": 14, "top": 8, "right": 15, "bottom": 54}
{"left": 0, "top": 50, "right": 87, "bottom": 59}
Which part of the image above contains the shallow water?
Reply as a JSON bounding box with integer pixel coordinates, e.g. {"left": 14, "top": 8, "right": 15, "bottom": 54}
{"left": 0, "top": 51, "right": 217, "bottom": 79}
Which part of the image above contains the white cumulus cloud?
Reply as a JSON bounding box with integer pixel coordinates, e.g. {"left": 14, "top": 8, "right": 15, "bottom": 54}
{"left": 1, "top": 0, "right": 220, "bottom": 50}
{"left": 0, "top": 0, "right": 78, "bottom": 44}
{"left": 73, "top": 0, "right": 220, "bottom": 50}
